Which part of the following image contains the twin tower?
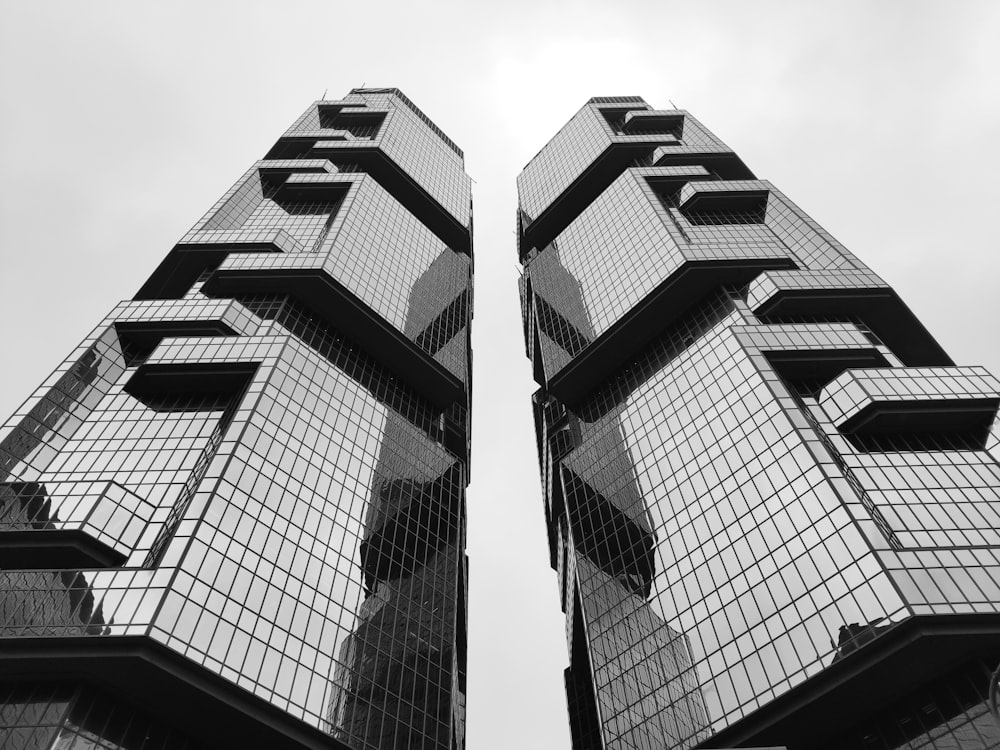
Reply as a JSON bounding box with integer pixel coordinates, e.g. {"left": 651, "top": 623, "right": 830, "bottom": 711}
{"left": 1, "top": 89, "right": 998, "bottom": 749}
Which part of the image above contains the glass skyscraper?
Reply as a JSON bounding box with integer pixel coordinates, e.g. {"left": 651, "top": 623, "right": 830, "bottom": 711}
{"left": 517, "top": 97, "right": 1000, "bottom": 749}
{"left": 0, "top": 88, "right": 472, "bottom": 750}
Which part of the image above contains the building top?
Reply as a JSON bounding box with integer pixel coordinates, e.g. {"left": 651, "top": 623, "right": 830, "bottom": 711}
{"left": 586, "top": 95, "right": 647, "bottom": 105}
{"left": 517, "top": 97, "right": 749, "bottom": 259}
{"left": 269, "top": 89, "right": 473, "bottom": 250}
{"left": 349, "top": 87, "right": 464, "bottom": 158}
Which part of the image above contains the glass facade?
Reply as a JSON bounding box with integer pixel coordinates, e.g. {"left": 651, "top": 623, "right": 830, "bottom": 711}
{"left": 518, "top": 97, "right": 1000, "bottom": 749}
{"left": 0, "top": 89, "right": 472, "bottom": 750}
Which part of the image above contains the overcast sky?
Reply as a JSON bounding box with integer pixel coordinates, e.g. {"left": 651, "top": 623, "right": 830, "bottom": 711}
{"left": 1, "top": 2, "right": 999, "bottom": 747}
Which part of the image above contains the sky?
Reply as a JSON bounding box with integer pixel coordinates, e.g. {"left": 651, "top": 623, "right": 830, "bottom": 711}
{"left": 1, "top": 1, "right": 999, "bottom": 747}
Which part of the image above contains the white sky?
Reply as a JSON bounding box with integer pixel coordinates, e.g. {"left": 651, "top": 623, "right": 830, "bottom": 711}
{"left": 1, "top": 2, "right": 999, "bottom": 747}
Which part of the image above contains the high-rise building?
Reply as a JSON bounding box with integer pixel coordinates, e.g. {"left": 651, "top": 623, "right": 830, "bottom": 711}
{"left": 517, "top": 97, "right": 1000, "bottom": 749}
{"left": 0, "top": 88, "right": 472, "bottom": 750}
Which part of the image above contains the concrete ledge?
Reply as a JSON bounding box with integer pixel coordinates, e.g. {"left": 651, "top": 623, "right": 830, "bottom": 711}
{"left": 0, "top": 529, "right": 125, "bottom": 568}
{"left": 0, "top": 636, "right": 350, "bottom": 750}
{"left": 819, "top": 366, "right": 1000, "bottom": 435}
{"left": 546, "top": 258, "right": 793, "bottom": 407}
{"left": 698, "top": 613, "right": 1000, "bottom": 750}
{"left": 203, "top": 265, "right": 465, "bottom": 409}
{"left": 291, "top": 140, "right": 472, "bottom": 255}
{"left": 520, "top": 145, "right": 754, "bottom": 258}
{"left": 748, "top": 269, "right": 952, "bottom": 366}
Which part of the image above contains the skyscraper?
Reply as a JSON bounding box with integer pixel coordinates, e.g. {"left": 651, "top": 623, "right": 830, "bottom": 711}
{"left": 517, "top": 97, "right": 1000, "bottom": 749}
{"left": 0, "top": 88, "right": 472, "bottom": 750}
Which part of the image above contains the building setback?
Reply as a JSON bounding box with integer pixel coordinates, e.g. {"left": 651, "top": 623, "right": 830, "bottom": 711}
{"left": 0, "top": 88, "right": 472, "bottom": 750}
{"left": 517, "top": 97, "right": 1000, "bottom": 749}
